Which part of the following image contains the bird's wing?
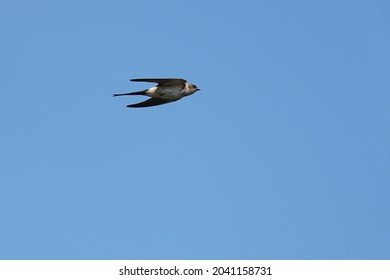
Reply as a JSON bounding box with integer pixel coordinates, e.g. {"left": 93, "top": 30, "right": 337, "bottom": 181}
{"left": 126, "top": 97, "right": 180, "bottom": 108}
{"left": 130, "top": 78, "right": 187, "bottom": 87}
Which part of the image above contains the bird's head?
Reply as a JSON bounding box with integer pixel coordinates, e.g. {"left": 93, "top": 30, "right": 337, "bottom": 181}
{"left": 185, "top": 83, "right": 200, "bottom": 95}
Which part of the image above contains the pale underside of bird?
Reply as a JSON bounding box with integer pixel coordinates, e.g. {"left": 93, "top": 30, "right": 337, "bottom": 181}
{"left": 113, "top": 78, "right": 200, "bottom": 108}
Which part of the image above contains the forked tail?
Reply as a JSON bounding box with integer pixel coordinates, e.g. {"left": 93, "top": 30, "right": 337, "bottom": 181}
{"left": 113, "top": 90, "right": 147, "bottom": 97}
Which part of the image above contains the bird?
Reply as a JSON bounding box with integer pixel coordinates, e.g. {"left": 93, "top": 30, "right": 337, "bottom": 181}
{"left": 113, "top": 78, "right": 200, "bottom": 108}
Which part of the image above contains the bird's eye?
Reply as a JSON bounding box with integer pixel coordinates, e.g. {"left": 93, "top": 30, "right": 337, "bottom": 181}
{"left": 193, "top": 85, "right": 197, "bottom": 89}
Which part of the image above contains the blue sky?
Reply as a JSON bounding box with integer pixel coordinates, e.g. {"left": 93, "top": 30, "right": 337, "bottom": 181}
{"left": 1, "top": 0, "right": 389, "bottom": 259}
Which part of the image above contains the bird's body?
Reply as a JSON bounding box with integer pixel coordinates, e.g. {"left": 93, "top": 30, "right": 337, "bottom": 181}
{"left": 113, "top": 78, "right": 200, "bottom": 108}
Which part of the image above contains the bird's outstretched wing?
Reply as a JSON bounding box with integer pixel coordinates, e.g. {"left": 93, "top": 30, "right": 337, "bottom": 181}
{"left": 130, "top": 78, "right": 187, "bottom": 87}
{"left": 126, "top": 97, "right": 180, "bottom": 108}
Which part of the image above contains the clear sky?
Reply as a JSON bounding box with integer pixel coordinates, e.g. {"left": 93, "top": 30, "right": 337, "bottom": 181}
{"left": 1, "top": 0, "right": 389, "bottom": 260}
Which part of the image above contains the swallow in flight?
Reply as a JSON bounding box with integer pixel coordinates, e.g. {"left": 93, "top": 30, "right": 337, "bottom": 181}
{"left": 113, "top": 78, "right": 200, "bottom": 108}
